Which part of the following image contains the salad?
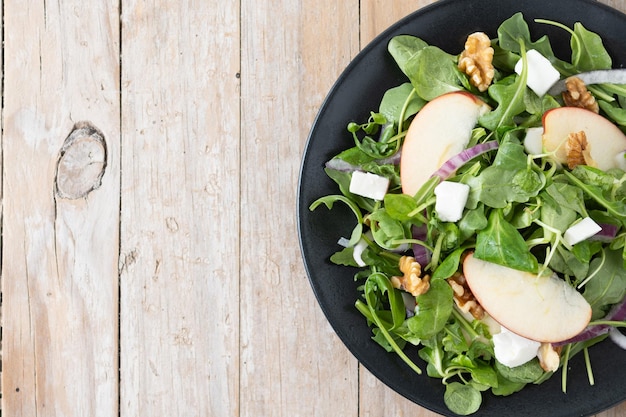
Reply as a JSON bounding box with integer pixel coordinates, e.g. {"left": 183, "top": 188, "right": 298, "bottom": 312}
{"left": 310, "top": 13, "right": 626, "bottom": 416}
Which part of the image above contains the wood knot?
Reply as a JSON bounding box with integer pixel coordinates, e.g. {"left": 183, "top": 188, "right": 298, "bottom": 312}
{"left": 55, "top": 121, "right": 107, "bottom": 199}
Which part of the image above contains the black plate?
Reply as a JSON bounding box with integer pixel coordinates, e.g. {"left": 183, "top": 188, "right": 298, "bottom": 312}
{"left": 297, "top": 0, "right": 626, "bottom": 416}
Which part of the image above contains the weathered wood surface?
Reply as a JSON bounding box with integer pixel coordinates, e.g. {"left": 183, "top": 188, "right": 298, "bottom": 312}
{"left": 1, "top": 1, "right": 626, "bottom": 416}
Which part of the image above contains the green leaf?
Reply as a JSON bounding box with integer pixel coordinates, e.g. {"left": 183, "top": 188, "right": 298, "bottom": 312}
{"left": 444, "top": 382, "right": 482, "bottom": 416}
{"left": 309, "top": 194, "right": 364, "bottom": 246}
{"left": 571, "top": 22, "right": 612, "bottom": 71}
{"left": 432, "top": 247, "right": 465, "bottom": 280}
{"left": 583, "top": 249, "right": 626, "bottom": 318}
{"left": 379, "top": 83, "right": 425, "bottom": 123}
{"left": 407, "top": 279, "right": 454, "bottom": 339}
{"left": 388, "top": 35, "right": 429, "bottom": 75}
{"left": 497, "top": 12, "right": 554, "bottom": 58}
{"left": 494, "top": 358, "right": 546, "bottom": 383}
{"left": 383, "top": 193, "right": 419, "bottom": 222}
{"left": 404, "top": 46, "right": 464, "bottom": 101}
{"left": 475, "top": 209, "right": 538, "bottom": 272}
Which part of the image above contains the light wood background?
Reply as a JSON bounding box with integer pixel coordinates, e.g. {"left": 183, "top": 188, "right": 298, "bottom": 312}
{"left": 2, "top": 0, "right": 626, "bottom": 416}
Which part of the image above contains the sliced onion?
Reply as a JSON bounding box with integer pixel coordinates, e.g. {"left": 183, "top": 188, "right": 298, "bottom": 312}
{"left": 431, "top": 141, "right": 499, "bottom": 181}
{"left": 589, "top": 223, "right": 620, "bottom": 243}
{"left": 325, "top": 158, "right": 359, "bottom": 172}
{"left": 553, "top": 324, "right": 610, "bottom": 346}
{"left": 411, "top": 224, "right": 431, "bottom": 266}
{"left": 609, "top": 327, "right": 626, "bottom": 350}
{"left": 376, "top": 150, "right": 402, "bottom": 166}
{"left": 555, "top": 296, "right": 626, "bottom": 346}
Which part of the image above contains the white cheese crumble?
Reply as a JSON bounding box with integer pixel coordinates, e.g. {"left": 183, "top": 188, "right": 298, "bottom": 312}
{"left": 564, "top": 217, "right": 602, "bottom": 246}
{"left": 349, "top": 171, "right": 390, "bottom": 201}
{"left": 434, "top": 181, "right": 470, "bottom": 222}
{"left": 523, "top": 126, "right": 544, "bottom": 155}
{"left": 515, "top": 49, "right": 561, "bottom": 97}
{"left": 493, "top": 326, "right": 541, "bottom": 368}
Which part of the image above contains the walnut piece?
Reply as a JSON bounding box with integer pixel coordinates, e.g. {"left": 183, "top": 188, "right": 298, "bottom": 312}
{"left": 390, "top": 256, "right": 430, "bottom": 297}
{"left": 562, "top": 76, "right": 599, "bottom": 113}
{"left": 537, "top": 343, "right": 561, "bottom": 372}
{"left": 566, "top": 130, "right": 596, "bottom": 169}
{"left": 458, "top": 32, "right": 495, "bottom": 92}
{"left": 447, "top": 272, "right": 485, "bottom": 320}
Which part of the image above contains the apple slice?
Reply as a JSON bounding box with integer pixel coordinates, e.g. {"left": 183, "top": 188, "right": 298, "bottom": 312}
{"left": 463, "top": 253, "right": 592, "bottom": 343}
{"left": 400, "top": 92, "right": 490, "bottom": 196}
{"left": 542, "top": 107, "right": 626, "bottom": 170}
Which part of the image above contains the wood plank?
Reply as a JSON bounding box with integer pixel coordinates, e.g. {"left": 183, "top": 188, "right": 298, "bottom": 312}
{"left": 118, "top": 1, "right": 240, "bottom": 416}
{"left": 239, "top": 0, "right": 360, "bottom": 416}
{"left": 2, "top": 1, "right": 120, "bottom": 416}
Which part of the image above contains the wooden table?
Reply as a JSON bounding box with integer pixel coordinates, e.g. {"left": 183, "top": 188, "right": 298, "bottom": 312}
{"left": 2, "top": 0, "right": 626, "bottom": 416}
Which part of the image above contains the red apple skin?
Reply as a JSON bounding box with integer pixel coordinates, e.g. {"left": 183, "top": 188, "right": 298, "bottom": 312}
{"left": 400, "top": 92, "right": 489, "bottom": 196}
{"left": 542, "top": 107, "right": 626, "bottom": 170}
{"left": 462, "top": 253, "right": 592, "bottom": 343}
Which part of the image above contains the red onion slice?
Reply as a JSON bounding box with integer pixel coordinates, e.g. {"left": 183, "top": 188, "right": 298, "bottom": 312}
{"left": 431, "top": 141, "right": 499, "bottom": 181}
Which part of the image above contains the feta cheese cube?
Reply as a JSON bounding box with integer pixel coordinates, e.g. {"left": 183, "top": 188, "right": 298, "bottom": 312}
{"left": 349, "top": 171, "right": 390, "bottom": 201}
{"left": 523, "top": 127, "right": 544, "bottom": 155}
{"left": 493, "top": 326, "right": 541, "bottom": 368}
{"left": 434, "top": 181, "right": 470, "bottom": 222}
{"left": 515, "top": 49, "right": 561, "bottom": 97}
{"left": 564, "top": 217, "right": 602, "bottom": 246}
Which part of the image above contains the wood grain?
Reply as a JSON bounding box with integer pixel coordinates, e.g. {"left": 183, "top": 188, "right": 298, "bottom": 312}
{"left": 1, "top": 1, "right": 626, "bottom": 417}
{"left": 119, "top": 1, "right": 240, "bottom": 416}
{"left": 2, "top": 1, "right": 120, "bottom": 416}
{"left": 239, "top": 1, "right": 360, "bottom": 416}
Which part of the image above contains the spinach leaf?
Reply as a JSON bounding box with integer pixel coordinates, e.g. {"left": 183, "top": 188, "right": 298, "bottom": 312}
{"left": 379, "top": 83, "right": 425, "bottom": 124}
{"left": 582, "top": 249, "right": 626, "bottom": 318}
{"left": 404, "top": 46, "right": 464, "bottom": 101}
{"left": 432, "top": 247, "right": 466, "bottom": 280}
{"left": 494, "top": 359, "right": 545, "bottom": 383}
{"left": 388, "top": 35, "right": 429, "bottom": 75}
{"left": 407, "top": 279, "right": 454, "bottom": 339}
{"left": 475, "top": 209, "right": 538, "bottom": 272}
{"left": 444, "top": 382, "right": 482, "bottom": 416}
{"left": 467, "top": 138, "right": 544, "bottom": 208}
{"left": 383, "top": 193, "right": 419, "bottom": 222}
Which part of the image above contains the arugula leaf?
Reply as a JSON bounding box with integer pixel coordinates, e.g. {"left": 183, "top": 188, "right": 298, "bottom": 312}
{"left": 497, "top": 12, "right": 555, "bottom": 58}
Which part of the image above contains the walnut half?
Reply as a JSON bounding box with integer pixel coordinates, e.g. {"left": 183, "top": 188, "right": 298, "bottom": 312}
{"left": 458, "top": 32, "right": 495, "bottom": 92}
{"left": 447, "top": 272, "right": 485, "bottom": 320}
{"left": 562, "top": 76, "right": 599, "bottom": 113}
{"left": 566, "top": 130, "right": 596, "bottom": 169}
{"left": 537, "top": 343, "right": 561, "bottom": 372}
{"left": 390, "top": 256, "right": 430, "bottom": 297}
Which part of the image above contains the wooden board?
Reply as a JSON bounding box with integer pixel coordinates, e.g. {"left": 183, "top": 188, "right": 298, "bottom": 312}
{"left": 1, "top": 1, "right": 626, "bottom": 416}
{"left": 118, "top": 1, "right": 241, "bottom": 415}
{"left": 2, "top": 1, "right": 120, "bottom": 416}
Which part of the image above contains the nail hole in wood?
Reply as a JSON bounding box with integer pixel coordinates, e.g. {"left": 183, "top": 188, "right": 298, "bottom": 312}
{"left": 55, "top": 121, "right": 107, "bottom": 200}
